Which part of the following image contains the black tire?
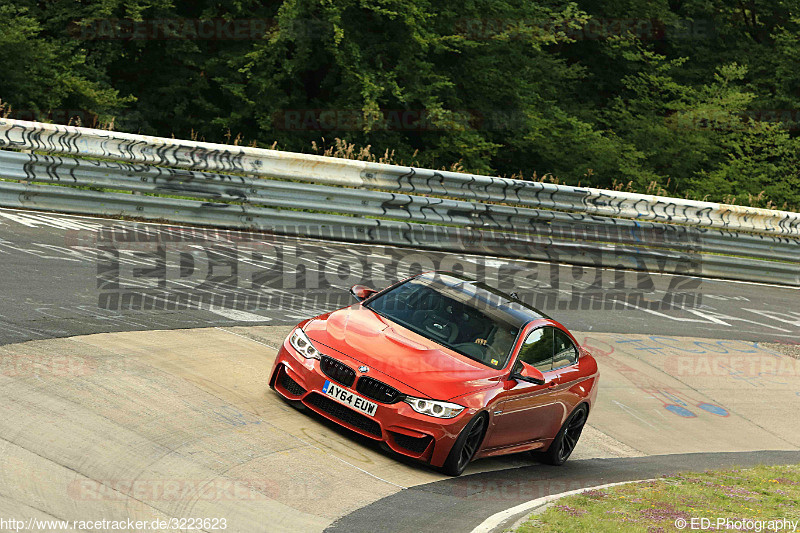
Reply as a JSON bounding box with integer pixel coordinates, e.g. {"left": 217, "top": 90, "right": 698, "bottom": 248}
{"left": 536, "top": 404, "right": 588, "bottom": 466}
{"left": 440, "top": 413, "right": 488, "bottom": 476}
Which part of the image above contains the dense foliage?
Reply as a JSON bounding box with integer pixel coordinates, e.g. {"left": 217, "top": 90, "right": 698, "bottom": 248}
{"left": 1, "top": 0, "right": 798, "bottom": 210}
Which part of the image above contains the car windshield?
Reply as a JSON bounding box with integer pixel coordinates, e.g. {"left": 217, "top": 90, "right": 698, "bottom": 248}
{"left": 365, "top": 276, "right": 521, "bottom": 369}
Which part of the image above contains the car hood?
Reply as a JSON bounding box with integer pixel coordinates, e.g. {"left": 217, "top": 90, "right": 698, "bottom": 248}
{"left": 303, "top": 305, "right": 502, "bottom": 400}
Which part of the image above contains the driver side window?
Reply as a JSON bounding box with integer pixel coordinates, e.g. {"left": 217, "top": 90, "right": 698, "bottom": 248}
{"left": 518, "top": 327, "right": 553, "bottom": 372}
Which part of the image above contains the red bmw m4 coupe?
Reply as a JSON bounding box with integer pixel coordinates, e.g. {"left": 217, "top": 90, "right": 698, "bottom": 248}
{"left": 269, "top": 272, "right": 599, "bottom": 476}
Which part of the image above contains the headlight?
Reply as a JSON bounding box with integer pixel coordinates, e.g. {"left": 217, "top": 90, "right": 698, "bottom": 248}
{"left": 289, "top": 328, "right": 320, "bottom": 359}
{"left": 404, "top": 396, "right": 464, "bottom": 419}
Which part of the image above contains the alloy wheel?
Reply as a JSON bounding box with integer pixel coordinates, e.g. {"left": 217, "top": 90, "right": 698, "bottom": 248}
{"left": 557, "top": 407, "right": 587, "bottom": 463}
{"left": 457, "top": 416, "right": 486, "bottom": 471}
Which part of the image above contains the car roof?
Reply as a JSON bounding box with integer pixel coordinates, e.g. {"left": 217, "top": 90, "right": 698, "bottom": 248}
{"left": 415, "top": 271, "right": 551, "bottom": 328}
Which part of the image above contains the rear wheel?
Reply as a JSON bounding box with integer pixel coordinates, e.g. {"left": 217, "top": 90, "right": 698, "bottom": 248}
{"left": 536, "top": 404, "right": 588, "bottom": 466}
{"left": 440, "top": 413, "right": 487, "bottom": 476}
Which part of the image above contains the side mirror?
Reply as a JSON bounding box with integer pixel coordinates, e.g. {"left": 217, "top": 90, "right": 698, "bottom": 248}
{"left": 511, "top": 363, "right": 546, "bottom": 385}
{"left": 350, "top": 284, "right": 377, "bottom": 302}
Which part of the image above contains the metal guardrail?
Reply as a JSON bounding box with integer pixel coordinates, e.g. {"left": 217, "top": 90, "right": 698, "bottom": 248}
{"left": 2, "top": 118, "right": 799, "bottom": 236}
{"left": 0, "top": 119, "right": 798, "bottom": 286}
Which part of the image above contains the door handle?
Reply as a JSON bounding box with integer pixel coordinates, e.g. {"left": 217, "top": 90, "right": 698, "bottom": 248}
{"left": 546, "top": 380, "right": 558, "bottom": 388}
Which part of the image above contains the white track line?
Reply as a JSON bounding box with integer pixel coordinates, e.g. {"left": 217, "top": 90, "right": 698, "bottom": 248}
{"left": 214, "top": 327, "right": 280, "bottom": 349}
{"left": 208, "top": 307, "right": 271, "bottom": 322}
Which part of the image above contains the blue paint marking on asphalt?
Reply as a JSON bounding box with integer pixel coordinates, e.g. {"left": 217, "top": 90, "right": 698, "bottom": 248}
{"left": 698, "top": 403, "right": 730, "bottom": 416}
{"left": 615, "top": 338, "right": 665, "bottom": 354}
{"left": 662, "top": 391, "right": 688, "bottom": 407}
{"left": 665, "top": 404, "right": 697, "bottom": 417}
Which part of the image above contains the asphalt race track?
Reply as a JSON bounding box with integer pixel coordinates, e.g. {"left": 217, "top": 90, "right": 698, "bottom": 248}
{"left": 1, "top": 208, "right": 799, "bottom": 346}
{"left": 1, "top": 207, "right": 800, "bottom": 532}
{"left": 329, "top": 451, "right": 800, "bottom": 533}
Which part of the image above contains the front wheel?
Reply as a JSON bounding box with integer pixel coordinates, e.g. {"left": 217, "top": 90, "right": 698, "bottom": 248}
{"left": 440, "top": 413, "right": 487, "bottom": 476}
{"left": 536, "top": 404, "right": 588, "bottom": 466}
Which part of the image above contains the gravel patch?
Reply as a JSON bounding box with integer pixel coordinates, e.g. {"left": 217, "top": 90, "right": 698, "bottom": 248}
{"left": 761, "top": 342, "right": 800, "bottom": 360}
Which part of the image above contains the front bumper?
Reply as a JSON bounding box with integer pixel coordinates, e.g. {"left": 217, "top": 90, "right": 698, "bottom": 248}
{"left": 269, "top": 337, "right": 474, "bottom": 467}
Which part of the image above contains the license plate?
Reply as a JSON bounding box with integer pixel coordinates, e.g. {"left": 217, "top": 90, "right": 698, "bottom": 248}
{"left": 322, "top": 380, "right": 378, "bottom": 417}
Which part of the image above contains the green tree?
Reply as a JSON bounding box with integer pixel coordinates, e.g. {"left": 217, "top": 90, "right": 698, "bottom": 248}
{"left": 0, "top": 2, "right": 126, "bottom": 123}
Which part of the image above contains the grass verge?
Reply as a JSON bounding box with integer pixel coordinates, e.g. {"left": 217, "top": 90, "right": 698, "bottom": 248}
{"left": 516, "top": 464, "right": 800, "bottom": 532}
